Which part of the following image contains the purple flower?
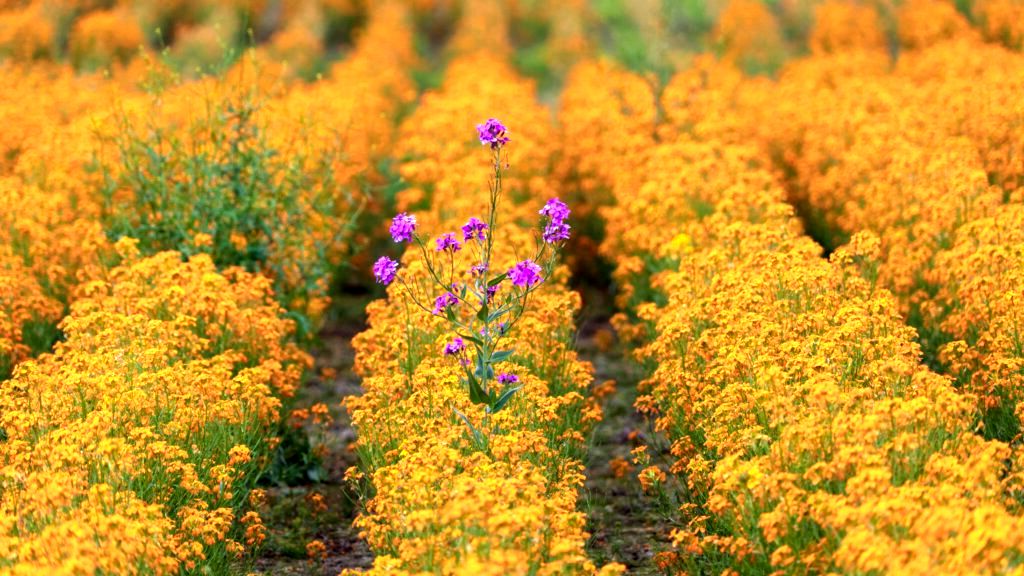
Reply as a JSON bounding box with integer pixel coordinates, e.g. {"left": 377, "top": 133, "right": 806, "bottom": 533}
{"left": 443, "top": 337, "right": 465, "bottom": 356}
{"left": 372, "top": 256, "right": 398, "bottom": 285}
{"left": 540, "top": 198, "right": 571, "bottom": 244}
{"left": 462, "top": 217, "right": 488, "bottom": 242}
{"left": 543, "top": 222, "right": 571, "bottom": 244}
{"left": 497, "top": 373, "right": 519, "bottom": 385}
{"left": 539, "top": 198, "right": 570, "bottom": 223}
{"left": 390, "top": 213, "right": 416, "bottom": 243}
{"left": 486, "top": 283, "right": 499, "bottom": 301}
{"left": 435, "top": 232, "right": 462, "bottom": 253}
{"left": 508, "top": 260, "right": 542, "bottom": 288}
{"left": 476, "top": 118, "right": 510, "bottom": 148}
{"left": 432, "top": 292, "right": 459, "bottom": 316}
{"left": 471, "top": 263, "right": 488, "bottom": 276}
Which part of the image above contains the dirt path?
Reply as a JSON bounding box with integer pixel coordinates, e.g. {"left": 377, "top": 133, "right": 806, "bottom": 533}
{"left": 252, "top": 308, "right": 374, "bottom": 575}
{"left": 576, "top": 309, "right": 674, "bottom": 573}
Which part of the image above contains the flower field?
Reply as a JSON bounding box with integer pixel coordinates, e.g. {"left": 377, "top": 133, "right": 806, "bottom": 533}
{"left": 1, "top": 0, "right": 1024, "bottom": 574}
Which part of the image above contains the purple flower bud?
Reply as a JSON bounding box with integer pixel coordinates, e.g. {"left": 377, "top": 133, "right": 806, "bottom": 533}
{"left": 435, "top": 232, "right": 462, "bottom": 253}
{"left": 508, "top": 260, "right": 542, "bottom": 288}
{"left": 476, "top": 118, "right": 510, "bottom": 148}
{"left": 497, "top": 372, "right": 519, "bottom": 385}
{"left": 462, "top": 217, "right": 488, "bottom": 242}
{"left": 471, "top": 263, "right": 488, "bottom": 276}
{"left": 432, "top": 292, "right": 459, "bottom": 316}
{"left": 443, "top": 337, "right": 465, "bottom": 356}
{"left": 372, "top": 256, "right": 398, "bottom": 285}
{"left": 390, "top": 213, "right": 416, "bottom": 243}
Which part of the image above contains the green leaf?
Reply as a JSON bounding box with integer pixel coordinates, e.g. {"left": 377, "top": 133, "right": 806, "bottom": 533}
{"left": 466, "top": 373, "right": 490, "bottom": 405}
{"left": 472, "top": 354, "right": 494, "bottom": 380}
{"left": 488, "top": 272, "right": 507, "bottom": 287}
{"left": 457, "top": 333, "right": 483, "bottom": 346}
{"left": 491, "top": 386, "right": 521, "bottom": 413}
{"left": 453, "top": 408, "right": 484, "bottom": 445}
{"left": 487, "top": 308, "right": 510, "bottom": 323}
{"left": 489, "top": 349, "right": 514, "bottom": 363}
{"left": 477, "top": 303, "right": 489, "bottom": 322}
{"left": 445, "top": 306, "right": 457, "bottom": 323}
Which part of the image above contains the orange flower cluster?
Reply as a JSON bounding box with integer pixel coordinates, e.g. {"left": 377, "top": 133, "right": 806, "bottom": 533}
{"left": 267, "top": 0, "right": 418, "bottom": 212}
{"left": 807, "top": 0, "right": 887, "bottom": 55}
{"left": 599, "top": 131, "right": 1024, "bottom": 572}
{"left": 973, "top": 0, "right": 1024, "bottom": 49}
{"left": 0, "top": 6, "right": 416, "bottom": 568}
{"left": 0, "top": 64, "right": 122, "bottom": 376}
{"left": 739, "top": 16, "right": 1024, "bottom": 448}
{"left": 91, "top": 1, "right": 414, "bottom": 329}
{"left": 712, "top": 0, "right": 786, "bottom": 73}
{"left": 68, "top": 7, "right": 145, "bottom": 67}
{"left": 0, "top": 238, "right": 309, "bottom": 574}
{"left": 0, "top": 0, "right": 370, "bottom": 68}
{"left": 576, "top": 16, "right": 1024, "bottom": 572}
{"left": 557, "top": 58, "right": 656, "bottom": 230}
{"left": 933, "top": 206, "right": 1024, "bottom": 451}
{"left": 344, "top": 3, "right": 620, "bottom": 574}
{"left": 896, "top": 0, "right": 977, "bottom": 49}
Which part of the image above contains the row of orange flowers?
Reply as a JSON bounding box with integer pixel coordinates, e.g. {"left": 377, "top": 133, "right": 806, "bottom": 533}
{"left": 343, "top": 1, "right": 620, "bottom": 574}
{"left": 0, "top": 239, "right": 309, "bottom": 574}
{"left": 736, "top": 6, "right": 1024, "bottom": 468}
{"left": 562, "top": 18, "right": 1024, "bottom": 572}
{"left": 0, "top": 2, "right": 416, "bottom": 573}
{"left": 0, "top": 0, "right": 371, "bottom": 70}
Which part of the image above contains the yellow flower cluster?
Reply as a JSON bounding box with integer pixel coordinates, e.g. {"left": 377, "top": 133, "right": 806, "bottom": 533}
{"left": 0, "top": 238, "right": 309, "bottom": 573}
{"left": 0, "top": 0, "right": 372, "bottom": 68}
{"left": 68, "top": 7, "right": 145, "bottom": 67}
{"left": 598, "top": 130, "right": 1024, "bottom": 573}
{"left": 933, "top": 206, "right": 1024, "bottom": 452}
{"left": 807, "top": 0, "right": 887, "bottom": 55}
{"left": 577, "top": 12, "right": 1024, "bottom": 573}
{"left": 89, "top": 0, "right": 415, "bottom": 328}
{"left": 344, "top": 3, "right": 622, "bottom": 575}
{"left": 973, "top": 0, "right": 1024, "bottom": 49}
{"left": 266, "top": 0, "right": 418, "bottom": 214}
{"left": 738, "top": 14, "right": 1024, "bottom": 450}
{"left": 0, "top": 64, "right": 121, "bottom": 375}
{"left": 557, "top": 58, "right": 656, "bottom": 219}
{"left": 712, "top": 0, "right": 786, "bottom": 72}
{"left": 896, "top": 0, "right": 977, "bottom": 49}
{"left": 0, "top": 8, "right": 416, "bottom": 565}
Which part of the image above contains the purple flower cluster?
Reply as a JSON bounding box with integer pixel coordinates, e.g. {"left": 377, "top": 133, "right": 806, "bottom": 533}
{"left": 390, "top": 213, "right": 416, "bottom": 243}
{"left": 539, "top": 198, "right": 571, "bottom": 244}
{"left": 432, "top": 291, "right": 459, "bottom": 316}
{"left": 443, "top": 337, "right": 465, "bottom": 356}
{"left": 462, "top": 217, "right": 488, "bottom": 242}
{"left": 508, "top": 260, "right": 542, "bottom": 288}
{"left": 373, "top": 256, "right": 398, "bottom": 285}
{"left": 435, "top": 232, "right": 462, "bottom": 253}
{"left": 497, "top": 373, "right": 519, "bottom": 385}
{"left": 476, "top": 118, "right": 509, "bottom": 148}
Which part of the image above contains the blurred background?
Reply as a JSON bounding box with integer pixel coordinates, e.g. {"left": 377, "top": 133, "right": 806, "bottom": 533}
{"left": 1, "top": 0, "right": 1020, "bottom": 84}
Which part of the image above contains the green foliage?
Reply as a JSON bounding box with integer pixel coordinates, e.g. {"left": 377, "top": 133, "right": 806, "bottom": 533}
{"left": 592, "top": 0, "right": 653, "bottom": 74}
{"left": 99, "top": 81, "right": 353, "bottom": 334}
